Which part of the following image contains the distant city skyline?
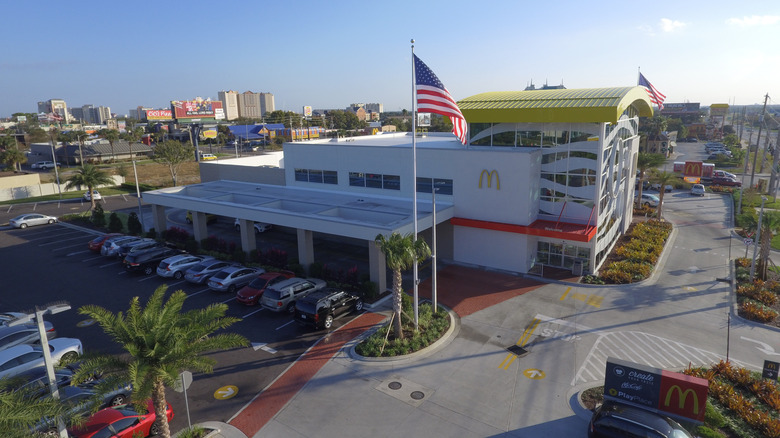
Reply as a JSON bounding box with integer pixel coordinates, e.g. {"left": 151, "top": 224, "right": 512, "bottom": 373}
{"left": 2, "top": 0, "right": 779, "bottom": 118}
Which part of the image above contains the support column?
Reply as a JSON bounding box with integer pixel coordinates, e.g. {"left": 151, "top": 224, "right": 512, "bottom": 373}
{"left": 297, "top": 229, "right": 314, "bottom": 275}
{"left": 191, "top": 212, "right": 208, "bottom": 243}
{"left": 151, "top": 205, "right": 166, "bottom": 234}
{"left": 368, "top": 240, "right": 387, "bottom": 293}
{"left": 238, "top": 219, "right": 257, "bottom": 255}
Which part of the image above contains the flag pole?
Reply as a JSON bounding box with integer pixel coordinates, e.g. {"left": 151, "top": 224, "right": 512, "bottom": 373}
{"left": 411, "top": 39, "right": 419, "bottom": 331}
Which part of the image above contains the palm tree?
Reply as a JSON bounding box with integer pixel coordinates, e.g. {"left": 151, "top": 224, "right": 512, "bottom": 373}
{"left": 757, "top": 211, "right": 780, "bottom": 280}
{"left": 64, "top": 164, "right": 114, "bottom": 209}
{"left": 649, "top": 171, "right": 678, "bottom": 219}
{"left": 374, "top": 232, "right": 431, "bottom": 340}
{"left": 98, "top": 128, "right": 119, "bottom": 161}
{"left": 0, "top": 147, "right": 26, "bottom": 172}
{"left": 636, "top": 153, "right": 666, "bottom": 207}
{"left": 73, "top": 285, "right": 248, "bottom": 438}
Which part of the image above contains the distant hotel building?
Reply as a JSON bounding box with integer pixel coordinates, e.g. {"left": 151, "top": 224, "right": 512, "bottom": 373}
{"left": 37, "top": 99, "right": 70, "bottom": 123}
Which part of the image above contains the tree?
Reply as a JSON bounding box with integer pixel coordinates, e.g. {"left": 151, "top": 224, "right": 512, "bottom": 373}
{"left": 0, "top": 376, "right": 73, "bottom": 438}
{"left": 374, "top": 232, "right": 431, "bottom": 340}
{"left": 108, "top": 212, "right": 123, "bottom": 233}
{"left": 635, "top": 153, "right": 666, "bottom": 207}
{"left": 757, "top": 211, "right": 780, "bottom": 280}
{"left": 73, "top": 285, "right": 249, "bottom": 438}
{"left": 649, "top": 171, "right": 678, "bottom": 219}
{"left": 127, "top": 212, "right": 143, "bottom": 235}
{"left": 0, "top": 147, "right": 26, "bottom": 171}
{"left": 98, "top": 128, "right": 119, "bottom": 161}
{"left": 152, "top": 140, "right": 194, "bottom": 186}
{"left": 64, "top": 164, "right": 114, "bottom": 209}
{"left": 92, "top": 203, "right": 106, "bottom": 227}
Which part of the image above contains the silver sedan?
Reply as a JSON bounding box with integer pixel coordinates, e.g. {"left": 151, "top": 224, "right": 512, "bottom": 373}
{"left": 9, "top": 213, "right": 58, "bottom": 229}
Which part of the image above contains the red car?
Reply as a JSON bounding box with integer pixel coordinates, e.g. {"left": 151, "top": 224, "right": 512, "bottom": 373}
{"left": 87, "top": 233, "right": 123, "bottom": 252}
{"left": 236, "top": 271, "right": 295, "bottom": 305}
{"left": 69, "top": 399, "right": 173, "bottom": 438}
{"left": 712, "top": 176, "right": 742, "bottom": 187}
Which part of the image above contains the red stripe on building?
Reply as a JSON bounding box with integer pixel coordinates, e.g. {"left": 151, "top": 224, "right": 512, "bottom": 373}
{"left": 451, "top": 217, "right": 596, "bottom": 242}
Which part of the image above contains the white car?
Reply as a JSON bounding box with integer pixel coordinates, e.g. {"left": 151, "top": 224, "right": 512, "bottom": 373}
{"left": 0, "top": 337, "right": 82, "bottom": 379}
{"left": 650, "top": 183, "right": 673, "bottom": 193}
{"left": 9, "top": 213, "right": 58, "bottom": 229}
{"left": 84, "top": 190, "right": 102, "bottom": 201}
{"left": 636, "top": 193, "right": 660, "bottom": 207}
{"left": 234, "top": 218, "right": 272, "bottom": 234}
{"left": 31, "top": 161, "right": 59, "bottom": 170}
{"left": 691, "top": 184, "right": 705, "bottom": 196}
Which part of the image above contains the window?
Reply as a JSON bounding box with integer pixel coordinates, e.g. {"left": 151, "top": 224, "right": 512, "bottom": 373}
{"left": 417, "top": 177, "right": 453, "bottom": 195}
{"left": 383, "top": 174, "right": 400, "bottom": 190}
{"left": 365, "top": 173, "right": 382, "bottom": 188}
{"left": 295, "top": 168, "right": 337, "bottom": 185}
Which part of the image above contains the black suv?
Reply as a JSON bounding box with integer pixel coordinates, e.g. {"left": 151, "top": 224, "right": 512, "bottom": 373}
{"left": 123, "top": 247, "right": 182, "bottom": 275}
{"left": 294, "top": 288, "right": 363, "bottom": 329}
{"left": 588, "top": 400, "right": 695, "bottom": 438}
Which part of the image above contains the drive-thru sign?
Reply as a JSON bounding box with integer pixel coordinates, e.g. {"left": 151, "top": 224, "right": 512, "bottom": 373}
{"left": 604, "top": 357, "right": 709, "bottom": 423}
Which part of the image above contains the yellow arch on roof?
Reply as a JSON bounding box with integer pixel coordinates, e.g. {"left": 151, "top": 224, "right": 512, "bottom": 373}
{"left": 458, "top": 86, "right": 654, "bottom": 124}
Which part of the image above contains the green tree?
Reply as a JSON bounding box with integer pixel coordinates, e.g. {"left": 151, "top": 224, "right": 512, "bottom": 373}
{"left": 73, "top": 285, "right": 249, "bottom": 438}
{"left": 0, "top": 147, "right": 26, "bottom": 171}
{"left": 757, "top": 211, "right": 780, "bottom": 280}
{"left": 0, "top": 376, "right": 73, "bottom": 438}
{"left": 98, "top": 128, "right": 120, "bottom": 161}
{"left": 108, "top": 212, "right": 123, "bottom": 233}
{"left": 92, "top": 203, "right": 106, "bottom": 227}
{"left": 25, "top": 127, "right": 48, "bottom": 143}
{"left": 635, "top": 153, "right": 666, "bottom": 207}
{"left": 374, "top": 232, "right": 431, "bottom": 339}
{"left": 649, "top": 171, "right": 678, "bottom": 219}
{"left": 64, "top": 164, "right": 114, "bottom": 209}
{"left": 127, "top": 212, "right": 143, "bottom": 235}
{"left": 152, "top": 140, "right": 194, "bottom": 186}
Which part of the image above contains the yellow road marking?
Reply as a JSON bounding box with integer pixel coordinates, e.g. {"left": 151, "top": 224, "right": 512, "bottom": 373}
{"left": 559, "top": 287, "right": 571, "bottom": 301}
{"left": 499, "top": 318, "right": 540, "bottom": 370}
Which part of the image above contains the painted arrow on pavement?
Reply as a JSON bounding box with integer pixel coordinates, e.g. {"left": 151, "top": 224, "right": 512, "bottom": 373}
{"left": 741, "top": 336, "right": 780, "bottom": 356}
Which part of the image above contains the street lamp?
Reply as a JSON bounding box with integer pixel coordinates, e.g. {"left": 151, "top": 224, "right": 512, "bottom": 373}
{"left": 431, "top": 187, "right": 439, "bottom": 313}
{"left": 8, "top": 302, "right": 71, "bottom": 438}
{"left": 750, "top": 196, "right": 768, "bottom": 280}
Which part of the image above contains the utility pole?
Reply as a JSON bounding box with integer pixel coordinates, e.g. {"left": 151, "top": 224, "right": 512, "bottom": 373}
{"left": 750, "top": 93, "right": 769, "bottom": 189}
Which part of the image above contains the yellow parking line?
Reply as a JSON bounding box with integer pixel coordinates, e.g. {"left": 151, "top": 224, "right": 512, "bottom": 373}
{"left": 559, "top": 286, "right": 571, "bottom": 301}
{"left": 499, "top": 318, "right": 541, "bottom": 370}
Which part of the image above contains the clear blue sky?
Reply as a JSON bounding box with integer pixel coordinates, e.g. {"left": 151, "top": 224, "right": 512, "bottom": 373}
{"left": 3, "top": 0, "right": 779, "bottom": 118}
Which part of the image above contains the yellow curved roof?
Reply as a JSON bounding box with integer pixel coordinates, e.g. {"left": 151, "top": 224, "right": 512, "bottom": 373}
{"left": 458, "top": 86, "right": 654, "bottom": 124}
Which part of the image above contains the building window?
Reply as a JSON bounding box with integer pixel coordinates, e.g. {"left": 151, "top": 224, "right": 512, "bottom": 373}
{"left": 323, "top": 170, "right": 337, "bottom": 184}
{"left": 294, "top": 168, "right": 308, "bottom": 182}
{"left": 365, "top": 173, "right": 382, "bottom": 188}
{"left": 351, "top": 171, "right": 402, "bottom": 191}
{"left": 536, "top": 241, "right": 590, "bottom": 270}
{"left": 349, "top": 172, "right": 365, "bottom": 187}
{"left": 383, "top": 174, "right": 400, "bottom": 190}
{"left": 417, "top": 177, "right": 453, "bottom": 195}
{"left": 295, "top": 168, "right": 337, "bottom": 185}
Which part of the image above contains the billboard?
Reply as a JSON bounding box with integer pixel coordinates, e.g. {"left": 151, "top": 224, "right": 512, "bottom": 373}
{"left": 604, "top": 357, "right": 708, "bottom": 422}
{"left": 171, "top": 99, "right": 224, "bottom": 120}
{"left": 146, "top": 109, "right": 172, "bottom": 121}
{"left": 303, "top": 106, "right": 312, "bottom": 117}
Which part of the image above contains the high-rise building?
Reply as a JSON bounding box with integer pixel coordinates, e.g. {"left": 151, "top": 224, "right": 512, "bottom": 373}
{"left": 37, "top": 99, "right": 70, "bottom": 123}
{"left": 218, "top": 90, "right": 240, "bottom": 121}
{"left": 259, "top": 92, "right": 274, "bottom": 116}
{"left": 235, "top": 91, "right": 275, "bottom": 119}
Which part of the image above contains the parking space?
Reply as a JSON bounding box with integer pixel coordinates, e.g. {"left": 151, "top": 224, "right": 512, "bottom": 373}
{"left": 0, "top": 219, "right": 370, "bottom": 432}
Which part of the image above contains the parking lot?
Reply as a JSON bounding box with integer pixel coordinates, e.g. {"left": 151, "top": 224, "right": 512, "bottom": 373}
{"left": 0, "top": 206, "right": 374, "bottom": 432}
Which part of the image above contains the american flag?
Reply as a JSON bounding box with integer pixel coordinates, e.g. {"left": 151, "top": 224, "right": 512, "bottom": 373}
{"left": 414, "top": 54, "right": 468, "bottom": 144}
{"left": 638, "top": 73, "right": 666, "bottom": 110}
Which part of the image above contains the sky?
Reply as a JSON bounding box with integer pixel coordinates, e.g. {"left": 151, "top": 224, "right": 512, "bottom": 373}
{"left": 2, "top": 0, "right": 779, "bottom": 118}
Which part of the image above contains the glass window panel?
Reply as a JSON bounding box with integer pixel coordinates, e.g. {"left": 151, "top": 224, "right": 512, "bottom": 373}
{"left": 294, "top": 168, "right": 308, "bottom": 182}
{"left": 365, "top": 173, "right": 382, "bottom": 188}
{"left": 416, "top": 177, "right": 432, "bottom": 193}
{"left": 349, "top": 172, "right": 366, "bottom": 187}
{"left": 433, "top": 178, "right": 453, "bottom": 195}
{"left": 323, "top": 170, "right": 338, "bottom": 184}
{"left": 308, "top": 169, "right": 323, "bottom": 183}
{"left": 538, "top": 241, "right": 550, "bottom": 252}
{"left": 383, "top": 174, "right": 400, "bottom": 190}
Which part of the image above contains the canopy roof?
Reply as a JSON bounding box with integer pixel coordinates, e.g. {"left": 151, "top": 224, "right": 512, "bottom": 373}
{"left": 458, "top": 86, "right": 653, "bottom": 124}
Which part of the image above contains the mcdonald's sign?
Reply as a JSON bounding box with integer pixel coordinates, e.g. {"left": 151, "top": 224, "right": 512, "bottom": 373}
{"left": 478, "top": 169, "right": 500, "bottom": 190}
{"left": 659, "top": 371, "right": 708, "bottom": 422}
{"left": 683, "top": 161, "right": 703, "bottom": 178}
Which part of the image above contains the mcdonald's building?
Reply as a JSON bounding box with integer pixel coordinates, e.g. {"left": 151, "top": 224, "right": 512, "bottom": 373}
{"left": 141, "top": 86, "right": 652, "bottom": 290}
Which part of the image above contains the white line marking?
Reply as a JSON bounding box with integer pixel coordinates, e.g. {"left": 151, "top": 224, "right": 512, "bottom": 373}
{"left": 242, "top": 308, "right": 265, "bottom": 319}
{"left": 275, "top": 320, "right": 295, "bottom": 331}
{"left": 66, "top": 250, "right": 91, "bottom": 257}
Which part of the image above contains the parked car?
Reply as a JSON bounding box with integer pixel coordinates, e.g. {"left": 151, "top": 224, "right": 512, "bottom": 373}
{"left": 0, "top": 312, "right": 33, "bottom": 326}
{"left": 31, "top": 161, "right": 59, "bottom": 170}
{"left": 83, "top": 190, "right": 102, "bottom": 201}
{"left": 587, "top": 400, "right": 694, "bottom": 438}
{"left": 200, "top": 153, "right": 217, "bottom": 160}
{"left": 294, "top": 288, "right": 364, "bottom": 329}
{"left": 116, "top": 238, "right": 159, "bottom": 259}
{"left": 0, "top": 337, "right": 82, "bottom": 379}
{"left": 69, "top": 399, "right": 173, "bottom": 438}
{"left": 101, "top": 235, "right": 143, "bottom": 257}
{"left": 713, "top": 170, "right": 736, "bottom": 179}
{"left": 236, "top": 271, "right": 295, "bottom": 306}
{"left": 690, "top": 184, "right": 706, "bottom": 196}
{"left": 157, "top": 254, "right": 212, "bottom": 280}
{"left": 234, "top": 218, "right": 272, "bottom": 234}
{"left": 184, "top": 259, "right": 236, "bottom": 284}
{"left": 636, "top": 193, "right": 659, "bottom": 207}
{"left": 186, "top": 211, "right": 218, "bottom": 224}
{"left": 34, "top": 383, "right": 134, "bottom": 435}
{"left": 87, "top": 233, "right": 123, "bottom": 252}
{"left": 16, "top": 366, "right": 76, "bottom": 398}
{"left": 208, "top": 266, "right": 263, "bottom": 293}
{"left": 650, "top": 183, "right": 673, "bottom": 192}
{"left": 712, "top": 176, "right": 741, "bottom": 187}
{"left": 0, "top": 321, "right": 56, "bottom": 352}
{"left": 9, "top": 213, "right": 58, "bottom": 229}
{"left": 261, "top": 277, "right": 328, "bottom": 313}
{"left": 123, "top": 247, "right": 182, "bottom": 275}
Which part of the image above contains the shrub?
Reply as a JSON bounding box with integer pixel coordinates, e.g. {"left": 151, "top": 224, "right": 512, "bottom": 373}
{"left": 232, "top": 249, "right": 247, "bottom": 264}
{"left": 184, "top": 237, "right": 199, "bottom": 254}
{"left": 146, "top": 228, "right": 157, "bottom": 239}
{"left": 91, "top": 204, "right": 106, "bottom": 227}
{"left": 740, "top": 300, "right": 779, "bottom": 323}
{"left": 127, "top": 212, "right": 142, "bottom": 235}
{"left": 108, "top": 212, "right": 123, "bottom": 233}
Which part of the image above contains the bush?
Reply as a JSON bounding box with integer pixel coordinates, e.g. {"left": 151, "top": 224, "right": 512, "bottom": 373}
{"left": 184, "top": 237, "right": 199, "bottom": 254}
{"left": 127, "top": 212, "right": 142, "bottom": 235}
{"left": 91, "top": 204, "right": 106, "bottom": 227}
{"left": 356, "top": 299, "right": 450, "bottom": 357}
{"left": 232, "top": 249, "right": 247, "bottom": 264}
{"left": 308, "top": 262, "right": 324, "bottom": 279}
{"left": 146, "top": 228, "right": 157, "bottom": 239}
{"left": 108, "top": 212, "right": 123, "bottom": 233}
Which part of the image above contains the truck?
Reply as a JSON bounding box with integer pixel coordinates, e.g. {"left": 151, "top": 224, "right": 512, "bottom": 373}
{"left": 673, "top": 161, "right": 714, "bottom": 183}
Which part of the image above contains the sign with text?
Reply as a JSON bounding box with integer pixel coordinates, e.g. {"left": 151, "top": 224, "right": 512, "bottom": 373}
{"left": 145, "top": 109, "right": 172, "bottom": 120}
{"left": 171, "top": 99, "right": 223, "bottom": 120}
{"left": 604, "top": 357, "right": 708, "bottom": 423}
{"left": 763, "top": 360, "right": 779, "bottom": 380}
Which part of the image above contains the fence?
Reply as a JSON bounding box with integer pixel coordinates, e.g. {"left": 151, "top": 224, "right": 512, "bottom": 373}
{"left": 0, "top": 175, "right": 125, "bottom": 202}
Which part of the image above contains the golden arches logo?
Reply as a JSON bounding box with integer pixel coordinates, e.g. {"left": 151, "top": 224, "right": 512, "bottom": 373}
{"left": 663, "top": 385, "right": 700, "bottom": 414}
{"left": 684, "top": 162, "right": 702, "bottom": 177}
{"left": 479, "top": 170, "right": 500, "bottom": 190}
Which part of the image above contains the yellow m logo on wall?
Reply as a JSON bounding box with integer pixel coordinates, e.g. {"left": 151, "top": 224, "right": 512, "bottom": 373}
{"left": 479, "top": 170, "right": 500, "bottom": 190}
{"left": 663, "top": 385, "right": 699, "bottom": 414}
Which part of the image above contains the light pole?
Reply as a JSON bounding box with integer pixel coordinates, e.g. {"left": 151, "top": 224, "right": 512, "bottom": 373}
{"left": 431, "top": 187, "right": 438, "bottom": 313}
{"left": 49, "top": 139, "right": 62, "bottom": 200}
{"left": 132, "top": 160, "right": 145, "bottom": 232}
{"left": 750, "top": 196, "right": 768, "bottom": 280}
{"left": 8, "top": 302, "right": 71, "bottom": 438}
